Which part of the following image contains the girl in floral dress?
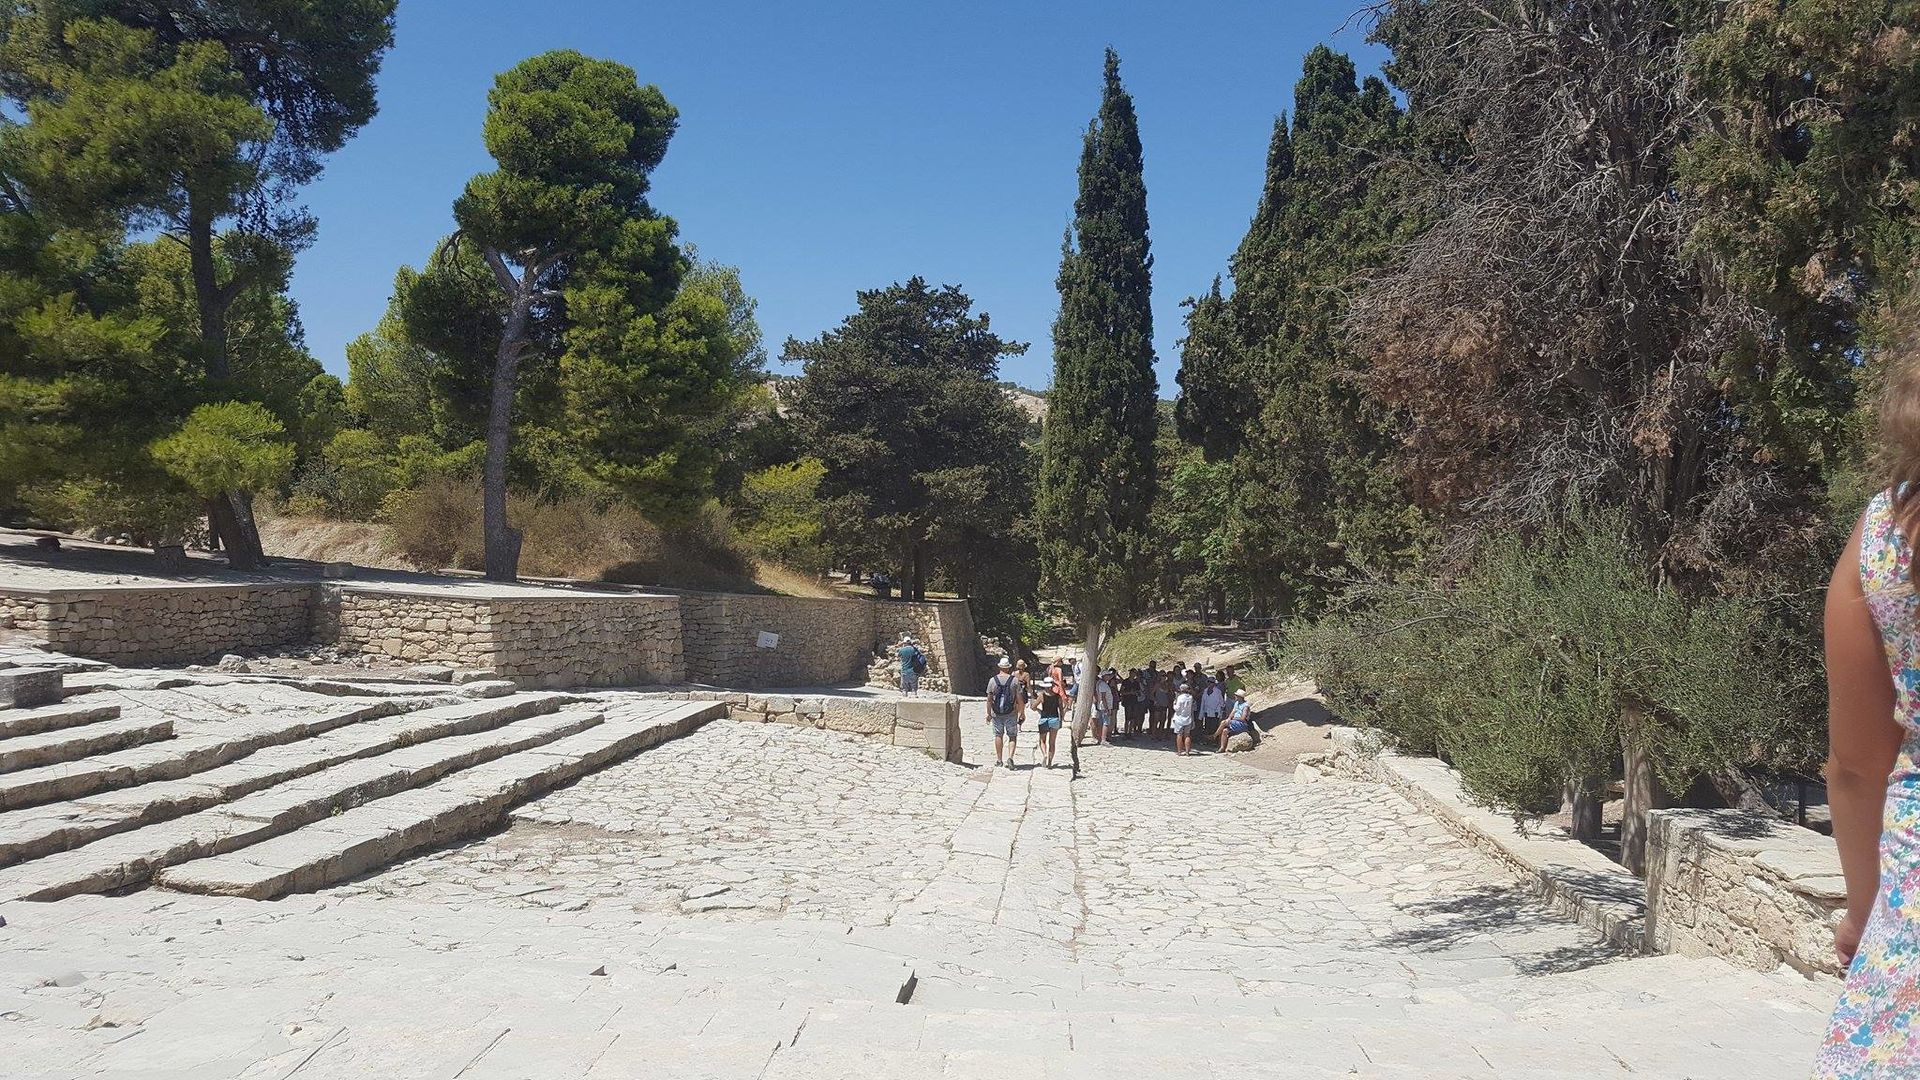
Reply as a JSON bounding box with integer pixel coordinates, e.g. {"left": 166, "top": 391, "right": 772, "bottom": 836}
{"left": 1818, "top": 353, "right": 1920, "bottom": 1077}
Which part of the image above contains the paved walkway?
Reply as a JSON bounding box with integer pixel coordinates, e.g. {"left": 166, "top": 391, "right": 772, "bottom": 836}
{"left": 0, "top": 696, "right": 1839, "bottom": 1078}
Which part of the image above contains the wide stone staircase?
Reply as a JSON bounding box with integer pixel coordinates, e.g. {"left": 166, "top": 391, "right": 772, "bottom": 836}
{"left": 0, "top": 648, "right": 722, "bottom": 904}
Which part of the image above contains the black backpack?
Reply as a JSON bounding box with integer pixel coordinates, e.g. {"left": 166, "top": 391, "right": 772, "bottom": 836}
{"left": 989, "top": 674, "right": 1017, "bottom": 715}
{"left": 911, "top": 649, "right": 928, "bottom": 675}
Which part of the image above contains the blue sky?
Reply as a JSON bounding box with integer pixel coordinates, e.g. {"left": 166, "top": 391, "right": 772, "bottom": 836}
{"left": 293, "top": 0, "right": 1391, "bottom": 392}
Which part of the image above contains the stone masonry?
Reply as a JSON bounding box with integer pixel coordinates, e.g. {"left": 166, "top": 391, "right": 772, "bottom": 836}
{"left": 1645, "top": 807, "right": 1848, "bottom": 976}
{"left": 2, "top": 569, "right": 982, "bottom": 691}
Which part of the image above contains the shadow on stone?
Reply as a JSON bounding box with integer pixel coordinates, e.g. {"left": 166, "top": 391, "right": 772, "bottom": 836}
{"left": 1378, "top": 884, "right": 1623, "bottom": 976}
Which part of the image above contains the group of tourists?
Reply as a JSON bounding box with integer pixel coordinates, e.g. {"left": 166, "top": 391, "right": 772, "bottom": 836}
{"left": 981, "top": 655, "right": 1255, "bottom": 769}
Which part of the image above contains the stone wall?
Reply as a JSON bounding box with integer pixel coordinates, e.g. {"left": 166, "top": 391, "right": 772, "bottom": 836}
{"left": 678, "top": 592, "right": 874, "bottom": 687}
{"left": 488, "top": 595, "right": 683, "bottom": 687}
{"left": 872, "top": 599, "right": 987, "bottom": 694}
{"left": 0, "top": 584, "right": 313, "bottom": 666}
{"left": 319, "top": 590, "right": 494, "bottom": 669}
{"left": 652, "top": 688, "right": 964, "bottom": 763}
{"left": 1, "top": 577, "right": 982, "bottom": 694}
{"left": 1645, "top": 808, "right": 1845, "bottom": 976}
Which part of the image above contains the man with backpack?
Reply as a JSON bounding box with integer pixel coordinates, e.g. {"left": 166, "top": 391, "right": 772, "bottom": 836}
{"left": 986, "top": 656, "right": 1025, "bottom": 768}
{"left": 897, "top": 634, "right": 927, "bottom": 696}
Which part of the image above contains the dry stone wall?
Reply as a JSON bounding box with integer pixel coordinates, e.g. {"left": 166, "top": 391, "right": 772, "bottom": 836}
{"left": 678, "top": 592, "right": 874, "bottom": 687}
{"left": 1, "top": 578, "right": 980, "bottom": 693}
{"left": 1645, "top": 808, "right": 1845, "bottom": 976}
{"left": 0, "top": 584, "right": 312, "bottom": 666}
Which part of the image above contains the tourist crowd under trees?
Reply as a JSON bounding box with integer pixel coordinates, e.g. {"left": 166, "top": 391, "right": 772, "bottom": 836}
{"left": 5, "top": 1, "right": 1920, "bottom": 876}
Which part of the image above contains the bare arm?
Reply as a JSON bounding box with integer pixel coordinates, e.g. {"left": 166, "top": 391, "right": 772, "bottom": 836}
{"left": 1826, "top": 515, "right": 1902, "bottom": 961}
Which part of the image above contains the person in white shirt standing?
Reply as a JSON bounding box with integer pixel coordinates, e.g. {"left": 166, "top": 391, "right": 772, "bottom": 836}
{"left": 1200, "top": 677, "right": 1226, "bottom": 742}
{"left": 1172, "top": 681, "right": 1196, "bottom": 756}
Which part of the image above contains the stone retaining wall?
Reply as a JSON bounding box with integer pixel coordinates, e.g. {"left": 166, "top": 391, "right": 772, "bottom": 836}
{"left": 1645, "top": 808, "right": 1845, "bottom": 976}
{"left": 1317, "top": 728, "right": 1648, "bottom": 952}
{"left": 0, "top": 584, "right": 313, "bottom": 666}
{"left": 678, "top": 593, "right": 873, "bottom": 687}
{"left": 1318, "top": 729, "right": 1846, "bottom": 976}
{"left": 0, "top": 578, "right": 980, "bottom": 694}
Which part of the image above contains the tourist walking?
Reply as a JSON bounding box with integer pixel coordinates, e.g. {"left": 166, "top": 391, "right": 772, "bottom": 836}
{"left": 985, "top": 657, "right": 1024, "bottom": 769}
{"left": 1171, "top": 680, "right": 1196, "bottom": 756}
{"left": 1816, "top": 360, "right": 1920, "bottom": 1077}
{"left": 1013, "top": 658, "right": 1034, "bottom": 724}
{"left": 896, "top": 635, "right": 926, "bottom": 696}
{"left": 1035, "top": 676, "right": 1063, "bottom": 768}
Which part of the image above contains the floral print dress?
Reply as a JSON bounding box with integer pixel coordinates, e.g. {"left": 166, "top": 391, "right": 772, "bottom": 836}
{"left": 1818, "top": 490, "right": 1920, "bottom": 1077}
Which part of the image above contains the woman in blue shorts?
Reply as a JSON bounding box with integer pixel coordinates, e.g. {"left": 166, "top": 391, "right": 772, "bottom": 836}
{"left": 1035, "top": 676, "right": 1063, "bottom": 769}
{"left": 1216, "top": 688, "right": 1254, "bottom": 753}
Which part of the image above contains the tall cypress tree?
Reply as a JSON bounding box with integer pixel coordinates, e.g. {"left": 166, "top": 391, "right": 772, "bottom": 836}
{"left": 1037, "top": 48, "right": 1158, "bottom": 761}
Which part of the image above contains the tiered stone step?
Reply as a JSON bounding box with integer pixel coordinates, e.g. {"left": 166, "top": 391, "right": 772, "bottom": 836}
{"left": 155, "top": 699, "right": 725, "bottom": 899}
{"left": 0, "top": 665, "right": 64, "bottom": 708}
{"left": 0, "top": 693, "right": 579, "bottom": 892}
{"left": 0, "top": 699, "right": 120, "bottom": 740}
{"left": 0, "top": 715, "right": 172, "bottom": 773}
{"left": 0, "top": 697, "right": 424, "bottom": 813}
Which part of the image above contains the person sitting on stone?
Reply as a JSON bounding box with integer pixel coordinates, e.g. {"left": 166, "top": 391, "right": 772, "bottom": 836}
{"left": 1218, "top": 688, "right": 1256, "bottom": 753}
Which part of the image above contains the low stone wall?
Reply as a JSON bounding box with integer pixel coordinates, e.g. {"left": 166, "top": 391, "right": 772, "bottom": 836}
{"left": 1, "top": 576, "right": 983, "bottom": 694}
{"left": 0, "top": 584, "right": 313, "bottom": 666}
{"left": 1316, "top": 728, "right": 1649, "bottom": 952}
{"left": 649, "top": 689, "right": 963, "bottom": 763}
{"left": 1645, "top": 808, "right": 1845, "bottom": 976}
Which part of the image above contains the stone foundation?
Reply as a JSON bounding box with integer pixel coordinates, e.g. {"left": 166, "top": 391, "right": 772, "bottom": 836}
{"left": 1645, "top": 808, "right": 1845, "bottom": 976}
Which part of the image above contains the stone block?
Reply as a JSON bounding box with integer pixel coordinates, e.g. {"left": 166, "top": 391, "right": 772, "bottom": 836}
{"left": 1227, "top": 732, "right": 1255, "bottom": 753}
{"left": 818, "top": 698, "right": 895, "bottom": 737}
{"left": 0, "top": 667, "right": 62, "bottom": 710}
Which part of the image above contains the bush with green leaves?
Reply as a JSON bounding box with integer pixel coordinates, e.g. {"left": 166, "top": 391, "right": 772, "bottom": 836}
{"left": 1284, "top": 509, "right": 1819, "bottom": 819}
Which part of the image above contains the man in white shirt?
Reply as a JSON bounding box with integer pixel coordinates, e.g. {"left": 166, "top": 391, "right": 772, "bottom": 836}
{"left": 1200, "top": 678, "right": 1226, "bottom": 740}
{"left": 1172, "top": 682, "right": 1196, "bottom": 757}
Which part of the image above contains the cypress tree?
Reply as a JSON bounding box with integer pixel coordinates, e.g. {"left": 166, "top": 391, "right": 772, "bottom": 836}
{"left": 1037, "top": 48, "right": 1158, "bottom": 762}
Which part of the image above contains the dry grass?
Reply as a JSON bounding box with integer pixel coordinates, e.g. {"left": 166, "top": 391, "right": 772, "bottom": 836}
{"left": 261, "top": 485, "right": 829, "bottom": 597}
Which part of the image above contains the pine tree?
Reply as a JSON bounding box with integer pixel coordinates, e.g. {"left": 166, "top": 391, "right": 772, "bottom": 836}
{"left": 1037, "top": 48, "right": 1159, "bottom": 762}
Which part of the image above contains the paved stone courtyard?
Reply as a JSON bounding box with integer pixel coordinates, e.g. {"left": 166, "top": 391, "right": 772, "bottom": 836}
{"left": 0, "top": 676, "right": 1840, "bottom": 1078}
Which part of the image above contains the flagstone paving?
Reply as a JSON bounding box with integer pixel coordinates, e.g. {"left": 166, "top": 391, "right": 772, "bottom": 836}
{"left": 0, "top": 681, "right": 1841, "bottom": 1078}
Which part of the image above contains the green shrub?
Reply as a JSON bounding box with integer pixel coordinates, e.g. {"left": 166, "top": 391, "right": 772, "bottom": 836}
{"left": 731, "top": 458, "right": 829, "bottom": 573}
{"left": 1283, "top": 508, "right": 1819, "bottom": 815}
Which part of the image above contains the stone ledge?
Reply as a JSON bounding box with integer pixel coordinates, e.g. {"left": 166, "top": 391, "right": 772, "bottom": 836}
{"left": 1326, "top": 727, "right": 1648, "bottom": 953}
{"left": 1645, "top": 807, "right": 1844, "bottom": 977}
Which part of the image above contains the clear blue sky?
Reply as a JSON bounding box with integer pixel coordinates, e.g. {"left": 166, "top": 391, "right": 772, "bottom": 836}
{"left": 293, "top": 0, "right": 1391, "bottom": 393}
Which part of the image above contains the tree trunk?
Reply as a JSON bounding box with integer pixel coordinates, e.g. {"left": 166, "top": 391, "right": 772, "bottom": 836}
{"left": 1567, "top": 776, "right": 1604, "bottom": 842}
{"left": 911, "top": 544, "right": 926, "bottom": 601}
{"left": 186, "top": 208, "right": 269, "bottom": 567}
{"left": 1619, "top": 701, "right": 1669, "bottom": 875}
{"left": 1068, "top": 621, "right": 1105, "bottom": 776}
{"left": 187, "top": 211, "right": 231, "bottom": 383}
{"left": 481, "top": 291, "right": 530, "bottom": 582}
{"left": 206, "top": 496, "right": 260, "bottom": 571}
